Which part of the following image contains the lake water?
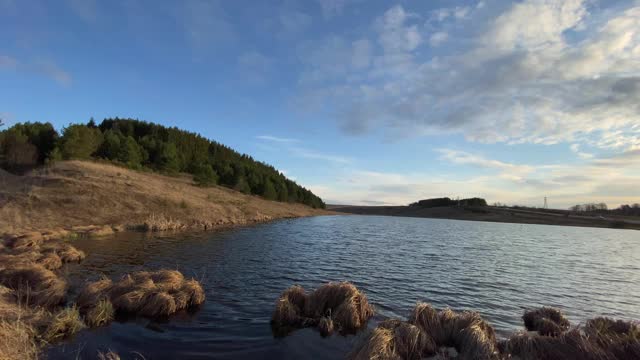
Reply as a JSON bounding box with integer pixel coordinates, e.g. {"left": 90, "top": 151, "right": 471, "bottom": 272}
{"left": 47, "top": 215, "right": 640, "bottom": 359}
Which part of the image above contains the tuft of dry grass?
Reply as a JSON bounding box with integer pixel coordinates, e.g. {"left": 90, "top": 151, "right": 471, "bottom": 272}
{"left": 139, "top": 291, "right": 177, "bottom": 317}
{"left": 177, "top": 279, "right": 206, "bottom": 307}
{"left": 36, "top": 252, "right": 63, "bottom": 270}
{"left": 42, "top": 305, "right": 85, "bottom": 344}
{"left": 85, "top": 299, "right": 115, "bottom": 328}
{"left": 350, "top": 326, "right": 400, "bottom": 360}
{"left": 502, "top": 329, "right": 608, "bottom": 360}
{"left": 0, "top": 264, "right": 67, "bottom": 307}
{"left": 78, "top": 269, "right": 205, "bottom": 319}
{"left": 151, "top": 270, "right": 184, "bottom": 291}
{"left": 408, "top": 302, "right": 498, "bottom": 359}
{"left": 271, "top": 282, "right": 374, "bottom": 337}
{"left": 380, "top": 319, "right": 435, "bottom": 359}
{"left": 4, "top": 233, "right": 43, "bottom": 251}
{"left": 522, "top": 307, "right": 570, "bottom": 336}
{"left": 77, "top": 277, "right": 113, "bottom": 311}
{"left": 97, "top": 351, "right": 121, "bottom": 360}
{"left": 318, "top": 316, "right": 334, "bottom": 337}
{"left": 140, "top": 214, "right": 186, "bottom": 232}
{"left": 304, "top": 282, "right": 374, "bottom": 334}
{"left": 55, "top": 244, "right": 86, "bottom": 263}
{"left": 350, "top": 318, "right": 438, "bottom": 360}
{"left": 0, "top": 319, "right": 38, "bottom": 360}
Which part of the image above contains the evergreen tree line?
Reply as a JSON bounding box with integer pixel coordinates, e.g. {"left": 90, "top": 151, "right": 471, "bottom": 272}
{"left": 0, "top": 118, "right": 325, "bottom": 209}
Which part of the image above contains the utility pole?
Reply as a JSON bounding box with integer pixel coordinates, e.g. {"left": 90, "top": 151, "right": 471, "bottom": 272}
{"left": 543, "top": 197, "right": 548, "bottom": 209}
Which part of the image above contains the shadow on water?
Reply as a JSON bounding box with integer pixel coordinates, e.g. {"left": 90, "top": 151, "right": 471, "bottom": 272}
{"left": 46, "top": 215, "right": 640, "bottom": 359}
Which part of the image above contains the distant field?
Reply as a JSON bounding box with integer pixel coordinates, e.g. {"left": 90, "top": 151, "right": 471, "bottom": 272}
{"left": 328, "top": 204, "right": 640, "bottom": 230}
{"left": 0, "top": 161, "right": 330, "bottom": 235}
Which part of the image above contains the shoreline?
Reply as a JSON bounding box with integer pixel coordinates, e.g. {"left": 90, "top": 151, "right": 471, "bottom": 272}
{"left": 0, "top": 160, "right": 334, "bottom": 236}
{"left": 329, "top": 205, "right": 640, "bottom": 230}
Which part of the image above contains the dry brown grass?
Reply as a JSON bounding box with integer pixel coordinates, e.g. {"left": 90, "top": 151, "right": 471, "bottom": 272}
{"left": 139, "top": 291, "right": 177, "bottom": 317}
{"left": 318, "top": 316, "right": 334, "bottom": 337}
{"left": 42, "top": 305, "right": 85, "bottom": 344}
{"left": 522, "top": 307, "right": 570, "bottom": 336}
{"left": 97, "top": 351, "right": 121, "bottom": 360}
{"left": 408, "top": 302, "right": 498, "bottom": 359}
{"left": 76, "top": 277, "right": 113, "bottom": 311}
{"left": 78, "top": 269, "right": 205, "bottom": 318}
{"left": 0, "top": 319, "right": 39, "bottom": 360}
{"left": 501, "top": 329, "right": 609, "bottom": 360}
{"left": 85, "top": 299, "right": 115, "bottom": 328}
{"left": 0, "top": 265, "right": 67, "bottom": 307}
{"left": 0, "top": 285, "right": 41, "bottom": 360}
{"left": 305, "top": 282, "right": 375, "bottom": 333}
{"left": 350, "top": 326, "right": 400, "bottom": 360}
{"left": 0, "top": 160, "right": 329, "bottom": 235}
{"left": 271, "top": 282, "right": 374, "bottom": 337}
{"left": 36, "top": 252, "right": 62, "bottom": 270}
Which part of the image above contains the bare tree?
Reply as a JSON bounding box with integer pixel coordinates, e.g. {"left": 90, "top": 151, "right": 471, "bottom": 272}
{"left": 0, "top": 118, "right": 4, "bottom": 128}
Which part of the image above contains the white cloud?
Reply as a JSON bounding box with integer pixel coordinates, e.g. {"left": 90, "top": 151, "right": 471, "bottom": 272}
{"left": 429, "top": 32, "right": 448, "bottom": 47}
{"left": 294, "top": 1, "right": 640, "bottom": 151}
{"left": 257, "top": 135, "right": 350, "bottom": 164}
{"left": 437, "top": 149, "right": 533, "bottom": 176}
{"left": 256, "top": 135, "right": 299, "bottom": 143}
{"left": 0, "top": 55, "right": 71, "bottom": 86}
{"left": 290, "top": 147, "right": 352, "bottom": 164}
{"left": 454, "top": 6, "right": 471, "bottom": 20}
{"left": 31, "top": 59, "right": 72, "bottom": 87}
{"left": 375, "top": 5, "right": 421, "bottom": 54}
{"left": 570, "top": 144, "right": 594, "bottom": 159}
{"left": 312, "top": 149, "right": 640, "bottom": 208}
{"left": 482, "top": 0, "right": 587, "bottom": 52}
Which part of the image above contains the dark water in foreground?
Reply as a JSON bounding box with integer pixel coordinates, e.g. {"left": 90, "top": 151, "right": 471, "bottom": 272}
{"left": 47, "top": 215, "right": 640, "bottom": 359}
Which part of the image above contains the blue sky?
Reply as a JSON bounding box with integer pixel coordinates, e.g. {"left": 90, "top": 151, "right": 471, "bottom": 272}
{"left": 1, "top": 0, "right": 639, "bottom": 208}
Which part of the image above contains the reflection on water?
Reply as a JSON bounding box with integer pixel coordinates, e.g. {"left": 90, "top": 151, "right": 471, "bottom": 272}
{"left": 47, "top": 215, "right": 640, "bottom": 359}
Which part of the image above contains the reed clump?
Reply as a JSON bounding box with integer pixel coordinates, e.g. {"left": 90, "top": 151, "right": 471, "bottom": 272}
{"left": 85, "top": 299, "right": 115, "bottom": 328}
{"left": 522, "top": 307, "right": 570, "bottom": 336}
{"left": 42, "top": 305, "right": 85, "bottom": 343}
{"left": 77, "top": 269, "right": 205, "bottom": 318}
{"left": 407, "top": 302, "right": 499, "bottom": 359}
{"left": 139, "top": 214, "right": 186, "bottom": 232}
{"left": 271, "top": 282, "right": 374, "bottom": 337}
{"left": 97, "top": 351, "right": 121, "bottom": 360}
{"left": 501, "top": 329, "right": 609, "bottom": 360}
{"left": 351, "top": 319, "right": 436, "bottom": 360}
{"left": 0, "top": 264, "right": 67, "bottom": 307}
{"left": 352, "top": 303, "right": 499, "bottom": 360}
{"left": 0, "top": 318, "right": 39, "bottom": 360}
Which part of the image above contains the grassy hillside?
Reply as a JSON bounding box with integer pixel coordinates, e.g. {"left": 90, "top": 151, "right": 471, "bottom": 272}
{"left": 0, "top": 161, "right": 329, "bottom": 235}
{"left": 0, "top": 118, "right": 325, "bottom": 209}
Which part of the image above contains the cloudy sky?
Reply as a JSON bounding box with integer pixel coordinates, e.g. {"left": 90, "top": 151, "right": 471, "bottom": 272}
{"left": 1, "top": 0, "right": 639, "bottom": 208}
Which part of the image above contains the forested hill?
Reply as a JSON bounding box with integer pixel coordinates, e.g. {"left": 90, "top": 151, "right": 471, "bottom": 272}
{"left": 0, "top": 118, "right": 325, "bottom": 209}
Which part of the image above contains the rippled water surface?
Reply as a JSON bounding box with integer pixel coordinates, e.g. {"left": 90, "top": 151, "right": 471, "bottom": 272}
{"left": 47, "top": 215, "right": 640, "bottom": 359}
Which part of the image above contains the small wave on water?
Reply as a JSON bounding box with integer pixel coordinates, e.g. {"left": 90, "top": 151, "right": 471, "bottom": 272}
{"left": 46, "top": 215, "right": 640, "bottom": 359}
